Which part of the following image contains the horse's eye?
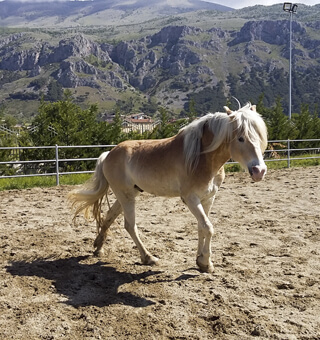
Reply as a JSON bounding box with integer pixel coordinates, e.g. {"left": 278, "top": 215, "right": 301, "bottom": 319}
{"left": 238, "top": 137, "right": 245, "bottom": 143}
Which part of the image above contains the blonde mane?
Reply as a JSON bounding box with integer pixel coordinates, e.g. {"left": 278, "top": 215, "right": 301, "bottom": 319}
{"left": 181, "top": 103, "right": 268, "bottom": 172}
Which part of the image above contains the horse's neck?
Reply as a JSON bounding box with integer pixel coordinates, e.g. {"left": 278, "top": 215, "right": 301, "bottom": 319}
{"left": 200, "top": 126, "right": 231, "bottom": 173}
{"left": 201, "top": 122, "right": 214, "bottom": 152}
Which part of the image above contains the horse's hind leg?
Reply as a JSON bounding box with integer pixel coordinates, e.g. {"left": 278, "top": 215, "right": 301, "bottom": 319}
{"left": 121, "top": 196, "right": 159, "bottom": 265}
{"left": 94, "top": 199, "right": 122, "bottom": 256}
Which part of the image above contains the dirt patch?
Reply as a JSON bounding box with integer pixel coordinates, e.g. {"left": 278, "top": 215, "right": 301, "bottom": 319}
{"left": 0, "top": 166, "right": 319, "bottom": 339}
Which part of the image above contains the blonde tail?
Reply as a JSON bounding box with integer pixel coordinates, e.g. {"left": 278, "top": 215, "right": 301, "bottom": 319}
{"left": 68, "top": 151, "right": 110, "bottom": 229}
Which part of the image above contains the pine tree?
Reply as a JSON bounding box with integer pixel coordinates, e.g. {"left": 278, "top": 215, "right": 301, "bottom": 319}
{"left": 109, "top": 108, "right": 124, "bottom": 144}
{"left": 266, "top": 98, "right": 295, "bottom": 140}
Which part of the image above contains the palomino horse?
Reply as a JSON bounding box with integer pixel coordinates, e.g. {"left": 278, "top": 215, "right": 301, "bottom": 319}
{"left": 69, "top": 103, "right": 268, "bottom": 273}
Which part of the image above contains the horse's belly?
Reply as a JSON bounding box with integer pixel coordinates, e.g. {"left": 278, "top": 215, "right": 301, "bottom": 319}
{"left": 137, "top": 179, "right": 181, "bottom": 197}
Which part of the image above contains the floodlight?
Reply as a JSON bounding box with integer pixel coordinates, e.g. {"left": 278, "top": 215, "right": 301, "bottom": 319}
{"left": 283, "top": 2, "right": 298, "bottom": 13}
{"left": 283, "top": 2, "right": 292, "bottom": 12}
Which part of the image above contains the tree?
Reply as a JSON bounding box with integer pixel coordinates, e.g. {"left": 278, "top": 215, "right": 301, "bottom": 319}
{"left": 0, "top": 110, "right": 18, "bottom": 176}
{"left": 292, "top": 104, "right": 320, "bottom": 149}
{"left": 264, "top": 97, "right": 295, "bottom": 140}
{"left": 140, "top": 96, "right": 158, "bottom": 115}
{"left": 2, "top": 115, "right": 17, "bottom": 130}
{"left": 29, "top": 77, "right": 47, "bottom": 90}
{"left": 108, "top": 108, "right": 125, "bottom": 144}
{"left": 226, "top": 73, "right": 238, "bottom": 96}
{"left": 0, "top": 104, "right": 6, "bottom": 120}
{"left": 45, "top": 80, "right": 64, "bottom": 102}
{"left": 293, "top": 104, "right": 316, "bottom": 139}
{"left": 149, "top": 107, "right": 185, "bottom": 139}
{"left": 0, "top": 136, "right": 17, "bottom": 176}
{"left": 21, "top": 91, "right": 108, "bottom": 171}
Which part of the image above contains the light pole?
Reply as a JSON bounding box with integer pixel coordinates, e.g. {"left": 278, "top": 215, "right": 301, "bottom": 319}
{"left": 283, "top": 2, "right": 297, "bottom": 120}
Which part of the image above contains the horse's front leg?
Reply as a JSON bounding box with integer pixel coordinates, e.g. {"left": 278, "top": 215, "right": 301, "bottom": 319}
{"left": 195, "top": 196, "right": 215, "bottom": 262}
{"left": 184, "top": 195, "right": 214, "bottom": 273}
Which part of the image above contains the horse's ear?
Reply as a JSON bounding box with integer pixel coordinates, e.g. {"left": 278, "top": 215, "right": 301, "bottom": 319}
{"left": 224, "top": 106, "right": 233, "bottom": 115}
{"left": 250, "top": 105, "right": 257, "bottom": 112}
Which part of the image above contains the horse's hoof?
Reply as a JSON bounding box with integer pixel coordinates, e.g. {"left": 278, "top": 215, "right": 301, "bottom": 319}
{"left": 143, "top": 254, "right": 159, "bottom": 266}
{"left": 196, "top": 256, "right": 214, "bottom": 273}
{"left": 93, "top": 248, "right": 104, "bottom": 257}
{"left": 93, "top": 235, "right": 103, "bottom": 249}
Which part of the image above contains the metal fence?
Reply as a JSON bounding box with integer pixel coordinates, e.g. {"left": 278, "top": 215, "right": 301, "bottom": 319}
{"left": 0, "top": 144, "right": 115, "bottom": 185}
{"left": 0, "top": 139, "right": 319, "bottom": 185}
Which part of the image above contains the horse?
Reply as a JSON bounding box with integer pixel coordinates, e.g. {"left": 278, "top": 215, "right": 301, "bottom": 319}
{"left": 68, "top": 103, "right": 268, "bottom": 273}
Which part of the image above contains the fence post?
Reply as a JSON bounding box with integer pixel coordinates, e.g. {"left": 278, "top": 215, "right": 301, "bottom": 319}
{"left": 287, "top": 139, "right": 291, "bottom": 168}
{"left": 55, "top": 144, "right": 60, "bottom": 185}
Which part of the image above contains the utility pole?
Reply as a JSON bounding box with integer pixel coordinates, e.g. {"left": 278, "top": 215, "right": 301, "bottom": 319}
{"left": 283, "top": 2, "right": 298, "bottom": 120}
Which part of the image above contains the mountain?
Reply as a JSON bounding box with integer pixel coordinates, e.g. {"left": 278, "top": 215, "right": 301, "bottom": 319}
{"left": 0, "top": 0, "right": 233, "bottom": 28}
{"left": 1, "top": 1, "right": 320, "bottom": 121}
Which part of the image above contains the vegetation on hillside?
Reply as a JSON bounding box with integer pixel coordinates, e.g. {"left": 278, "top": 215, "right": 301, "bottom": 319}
{"left": 184, "top": 66, "right": 320, "bottom": 117}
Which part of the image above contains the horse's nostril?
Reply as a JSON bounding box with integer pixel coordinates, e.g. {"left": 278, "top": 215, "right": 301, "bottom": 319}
{"left": 252, "top": 166, "right": 260, "bottom": 174}
{"left": 252, "top": 166, "right": 266, "bottom": 176}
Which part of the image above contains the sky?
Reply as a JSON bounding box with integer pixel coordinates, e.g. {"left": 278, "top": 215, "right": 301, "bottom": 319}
{"left": 206, "top": 0, "right": 319, "bottom": 9}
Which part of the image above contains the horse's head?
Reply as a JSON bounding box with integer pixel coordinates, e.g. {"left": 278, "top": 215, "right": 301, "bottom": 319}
{"left": 225, "top": 104, "right": 268, "bottom": 182}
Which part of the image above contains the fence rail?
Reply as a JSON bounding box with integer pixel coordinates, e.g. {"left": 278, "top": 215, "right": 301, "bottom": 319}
{"left": 0, "top": 140, "right": 319, "bottom": 185}
{"left": 0, "top": 144, "right": 115, "bottom": 185}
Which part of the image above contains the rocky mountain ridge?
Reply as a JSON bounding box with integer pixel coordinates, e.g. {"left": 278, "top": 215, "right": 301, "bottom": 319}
{"left": 1, "top": 18, "right": 320, "bottom": 119}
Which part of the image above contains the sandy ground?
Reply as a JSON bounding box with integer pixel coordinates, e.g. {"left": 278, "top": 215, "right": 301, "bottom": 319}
{"left": 0, "top": 166, "right": 319, "bottom": 339}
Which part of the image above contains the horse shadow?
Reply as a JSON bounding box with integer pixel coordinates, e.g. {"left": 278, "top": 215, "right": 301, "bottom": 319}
{"left": 6, "top": 256, "right": 167, "bottom": 308}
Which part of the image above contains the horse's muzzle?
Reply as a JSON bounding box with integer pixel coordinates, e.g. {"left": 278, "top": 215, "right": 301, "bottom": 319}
{"left": 249, "top": 164, "right": 267, "bottom": 182}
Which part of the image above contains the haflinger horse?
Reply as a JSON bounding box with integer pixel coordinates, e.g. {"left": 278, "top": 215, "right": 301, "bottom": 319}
{"left": 68, "top": 103, "right": 268, "bottom": 273}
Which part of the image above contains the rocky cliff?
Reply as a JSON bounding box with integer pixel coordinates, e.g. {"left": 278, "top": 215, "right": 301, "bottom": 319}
{"left": 1, "top": 20, "right": 320, "bottom": 118}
